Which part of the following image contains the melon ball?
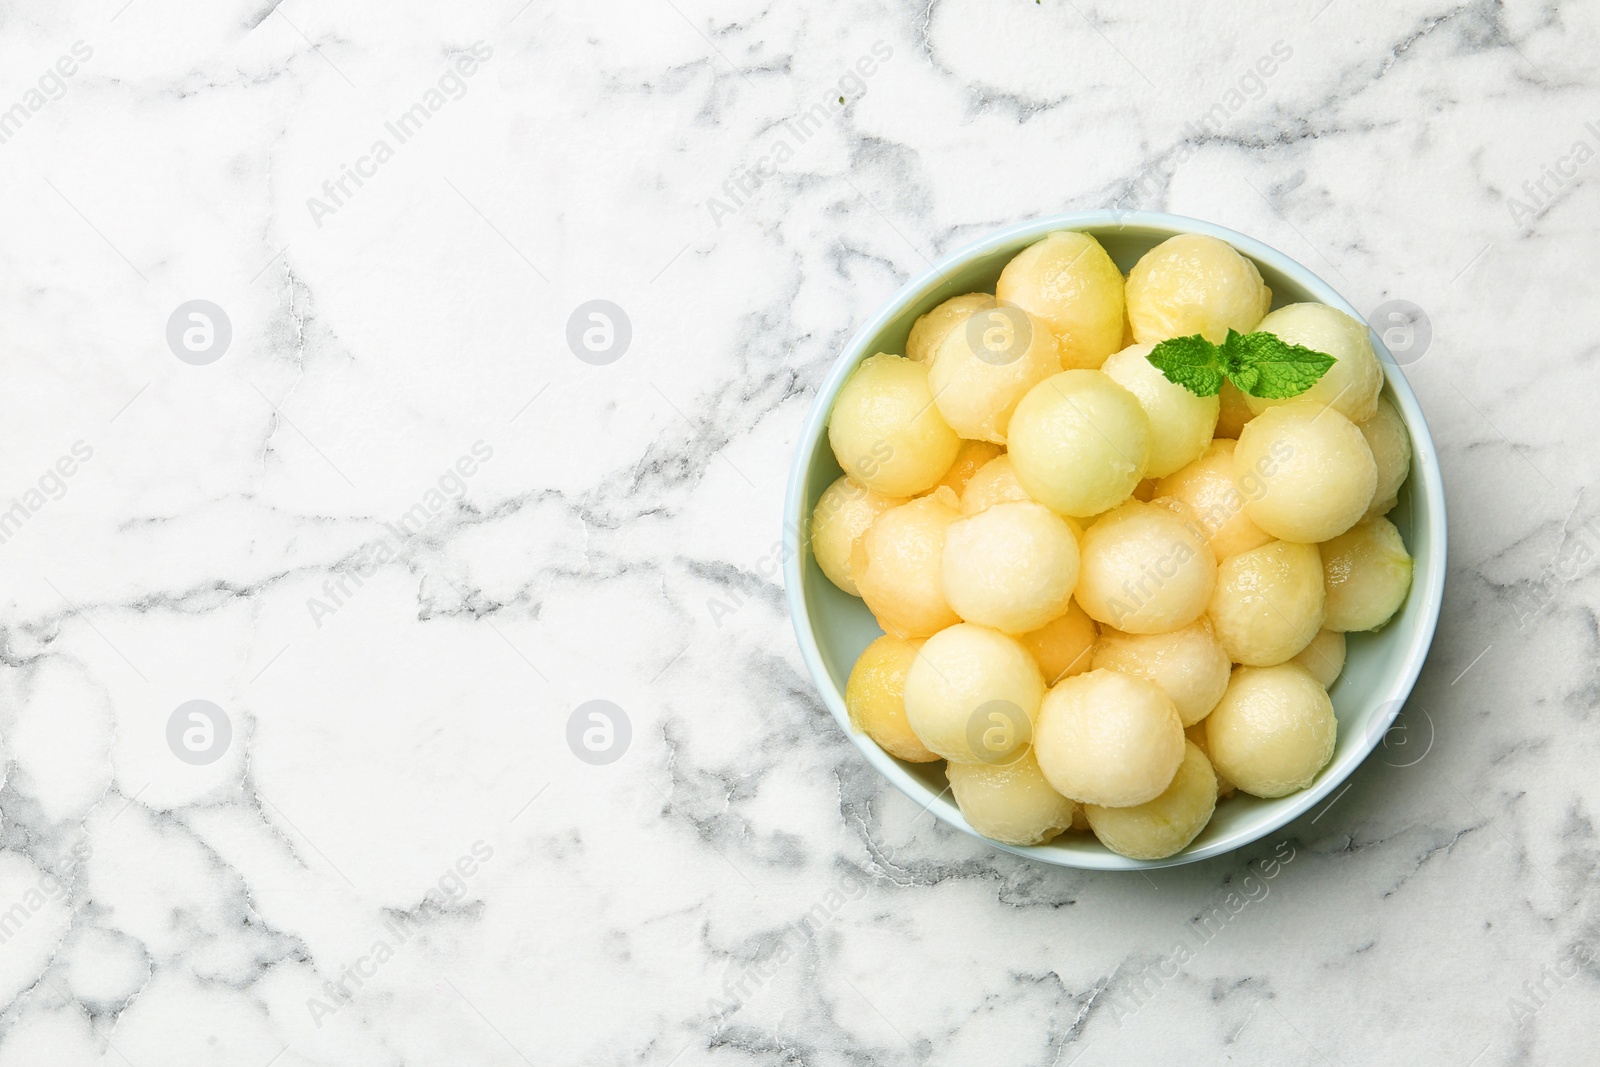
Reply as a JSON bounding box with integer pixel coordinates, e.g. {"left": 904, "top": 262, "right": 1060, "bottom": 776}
{"left": 853, "top": 490, "right": 962, "bottom": 638}
{"left": 1358, "top": 395, "right": 1411, "bottom": 518}
{"left": 1085, "top": 741, "right": 1218, "bottom": 860}
{"left": 960, "top": 454, "right": 1030, "bottom": 515}
{"left": 811, "top": 476, "right": 905, "bottom": 596}
{"left": 906, "top": 293, "right": 996, "bottom": 365}
{"left": 1235, "top": 402, "right": 1377, "bottom": 543}
{"left": 1245, "top": 304, "right": 1382, "bottom": 423}
{"left": 829, "top": 353, "right": 961, "bottom": 496}
{"left": 995, "top": 231, "right": 1126, "bottom": 369}
{"left": 930, "top": 306, "right": 1063, "bottom": 442}
{"left": 1291, "top": 629, "right": 1347, "bottom": 688}
{"left": 1075, "top": 501, "right": 1217, "bottom": 634}
{"left": 1215, "top": 380, "right": 1255, "bottom": 439}
{"left": 1156, "top": 440, "right": 1274, "bottom": 560}
{"left": 1205, "top": 664, "right": 1337, "bottom": 798}
{"left": 1091, "top": 620, "right": 1230, "bottom": 727}
{"left": 1101, "top": 343, "right": 1221, "bottom": 478}
{"left": 942, "top": 501, "right": 1081, "bottom": 634}
{"left": 903, "top": 623, "right": 1044, "bottom": 764}
{"left": 947, "top": 749, "right": 1077, "bottom": 846}
{"left": 1125, "top": 234, "right": 1271, "bottom": 344}
{"left": 1033, "top": 669, "right": 1184, "bottom": 807}
{"left": 928, "top": 439, "right": 1004, "bottom": 498}
{"left": 845, "top": 635, "right": 939, "bottom": 762}
{"left": 1008, "top": 371, "right": 1152, "bottom": 518}
{"left": 1208, "top": 539, "right": 1325, "bottom": 666}
{"left": 1185, "top": 723, "right": 1235, "bottom": 798}
{"left": 1320, "top": 516, "right": 1413, "bottom": 632}
{"left": 1018, "top": 601, "right": 1098, "bottom": 685}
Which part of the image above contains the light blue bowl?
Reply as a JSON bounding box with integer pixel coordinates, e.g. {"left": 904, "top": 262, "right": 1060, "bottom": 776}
{"left": 783, "top": 211, "right": 1447, "bottom": 870}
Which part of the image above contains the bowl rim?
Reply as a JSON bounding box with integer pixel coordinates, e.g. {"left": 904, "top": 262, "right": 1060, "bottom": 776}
{"left": 782, "top": 209, "right": 1447, "bottom": 870}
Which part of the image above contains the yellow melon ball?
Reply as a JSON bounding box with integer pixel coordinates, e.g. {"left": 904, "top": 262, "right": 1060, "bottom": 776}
{"left": 1235, "top": 402, "right": 1377, "bottom": 544}
{"left": 1074, "top": 501, "right": 1217, "bottom": 634}
{"left": 928, "top": 439, "right": 1004, "bottom": 498}
{"left": 1245, "top": 304, "right": 1382, "bottom": 423}
{"left": 994, "top": 231, "right": 1126, "bottom": 369}
{"left": 942, "top": 501, "right": 1081, "bottom": 634}
{"left": 1125, "top": 234, "right": 1271, "bottom": 344}
{"left": 1100, "top": 343, "right": 1221, "bottom": 478}
{"left": 1185, "top": 723, "right": 1236, "bottom": 798}
{"left": 960, "top": 454, "right": 1030, "bottom": 515}
{"left": 1290, "top": 628, "right": 1347, "bottom": 688}
{"left": 1085, "top": 741, "right": 1218, "bottom": 860}
{"left": 906, "top": 293, "right": 997, "bottom": 365}
{"left": 810, "top": 476, "right": 905, "bottom": 596}
{"left": 930, "top": 306, "right": 1063, "bottom": 442}
{"left": 1033, "top": 668, "right": 1184, "bottom": 807}
{"left": 1358, "top": 395, "right": 1411, "bottom": 519}
{"left": 1320, "top": 516, "right": 1413, "bottom": 632}
{"left": 903, "top": 623, "right": 1044, "bottom": 764}
{"left": 1215, "top": 380, "right": 1255, "bottom": 439}
{"left": 853, "top": 490, "right": 962, "bottom": 638}
{"left": 1018, "top": 601, "right": 1098, "bottom": 685}
{"left": 828, "top": 353, "right": 961, "bottom": 497}
{"left": 946, "top": 749, "right": 1077, "bottom": 846}
{"left": 1205, "top": 664, "right": 1336, "bottom": 798}
{"left": 1156, "top": 440, "right": 1274, "bottom": 560}
{"left": 1008, "top": 370, "right": 1152, "bottom": 518}
{"left": 1208, "top": 539, "right": 1325, "bottom": 666}
{"left": 845, "top": 635, "right": 939, "bottom": 762}
{"left": 1091, "top": 619, "right": 1230, "bottom": 727}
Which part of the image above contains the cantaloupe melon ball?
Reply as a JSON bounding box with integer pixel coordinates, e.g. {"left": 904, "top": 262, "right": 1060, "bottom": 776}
{"left": 1008, "top": 371, "right": 1152, "bottom": 518}
{"left": 1235, "top": 402, "right": 1377, "bottom": 544}
{"left": 1208, "top": 539, "right": 1325, "bottom": 666}
{"left": 1091, "top": 619, "right": 1230, "bottom": 727}
{"left": 1205, "top": 664, "right": 1337, "bottom": 798}
{"left": 906, "top": 293, "right": 996, "bottom": 365}
{"left": 1085, "top": 740, "right": 1218, "bottom": 859}
{"left": 960, "top": 454, "right": 1030, "bottom": 515}
{"left": 947, "top": 749, "right": 1077, "bottom": 846}
{"left": 1320, "top": 516, "right": 1413, "bottom": 632}
{"left": 1101, "top": 343, "right": 1221, "bottom": 478}
{"left": 1018, "top": 601, "right": 1098, "bottom": 685}
{"left": 1245, "top": 304, "right": 1382, "bottom": 423}
{"left": 1215, "top": 380, "right": 1255, "bottom": 439}
{"left": 829, "top": 353, "right": 961, "bottom": 497}
{"left": 903, "top": 623, "right": 1044, "bottom": 764}
{"left": 927, "top": 439, "right": 1004, "bottom": 498}
{"left": 1291, "top": 628, "right": 1347, "bottom": 688}
{"left": 1125, "top": 234, "right": 1272, "bottom": 344}
{"left": 994, "top": 231, "right": 1126, "bottom": 369}
{"left": 1033, "top": 668, "right": 1184, "bottom": 807}
{"left": 1156, "top": 440, "right": 1273, "bottom": 560}
{"left": 930, "top": 306, "right": 1063, "bottom": 442}
{"left": 942, "top": 501, "right": 1081, "bottom": 634}
{"left": 1185, "top": 723, "right": 1235, "bottom": 798}
{"left": 845, "top": 635, "right": 939, "bottom": 762}
{"left": 810, "top": 476, "right": 906, "bottom": 596}
{"left": 853, "top": 489, "right": 962, "bottom": 638}
{"left": 1358, "top": 395, "right": 1411, "bottom": 519}
{"left": 1075, "top": 501, "right": 1217, "bottom": 634}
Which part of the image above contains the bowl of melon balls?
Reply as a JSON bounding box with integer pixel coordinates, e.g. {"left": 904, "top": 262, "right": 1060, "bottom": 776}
{"left": 784, "top": 211, "right": 1446, "bottom": 869}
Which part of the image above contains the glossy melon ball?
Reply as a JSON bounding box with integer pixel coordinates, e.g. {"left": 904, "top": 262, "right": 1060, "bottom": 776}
{"left": 1091, "top": 619, "right": 1230, "bottom": 727}
{"left": 928, "top": 439, "right": 1004, "bottom": 498}
{"left": 1100, "top": 343, "right": 1220, "bottom": 478}
{"left": 1125, "top": 234, "right": 1271, "bottom": 344}
{"left": 1185, "top": 723, "right": 1235, "bottom": 798}
{"left": 1018, "top": 601, "right": 1098, "bottom": 685}
{"left": 853, "top": 490, "right": 962, "bottom": 638}
{"left": 1156, "top": 439, "right": 1274, "bottom": 560}
{"left": 811, "top": 476, "right": 905, "bottom": 596}
{"left": 903, "top": 623, "right": 1044, "bottom": 764}
{"left": 1320, "top": 516, "right": 1413, "bottom": 632}
{"left": 947, "top": 749, "right": 1077, "bottom": 846}
{"left": 1358, "top": 395, "right": 1411, "bottom": 518}
{"left": 906, "top": 293, "right": 996, "bottom": 365}
{"left": 1033, "top": 669, "right": 1184, "bottom": 807}
{"left": 942, "top": 501, "right": 1081, "bottom": 634}
{"left": 829, "top": 353, "right": 961, "bottom": 497}
{"left": 1205, "top": 664, "right": 1337, "bottom": 798}
{"left": 1291, "top": 628, "right": 1347, "bottom": 688}
{"left": 1075, "top": 501, "right": 1217, "bottom": 634}
{"left": 1208, "top": 539, "right": 1326, "bottom": 666}
{"left": 930, "top": 306, "right": 1063, "bottom": 442}
{"left": 960, "top": 454, "right": 1030, "bottom": 515}
{"left": 1008, "top": 371, "right": 1152, "bottom": 518}
{"left": 994, "top": 231, "right": 1126, "bottom": 369}
{"left": 1215, "top": 380, "right": 1255, "bottom": 439}
{"left": 845, "top": 635, "right": 939, "bottom": 762}
{"left": 1236, "top": 402, "right": 1377, "bottom": 543}
{"left": 1085, "top": 741, "right": 1218, "bottom": 860}
{"left": 1245, "top": 304, "right": 1382, "bottom": 422}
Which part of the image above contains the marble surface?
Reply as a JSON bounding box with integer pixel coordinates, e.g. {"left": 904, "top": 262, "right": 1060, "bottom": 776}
{"left": 0, "top": 0, "right": 1595, "bottom": 1064}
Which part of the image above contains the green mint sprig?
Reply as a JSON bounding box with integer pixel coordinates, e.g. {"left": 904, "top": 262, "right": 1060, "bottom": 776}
{"left": 1145, "top": 329, "right": 1336, "bottom": 399}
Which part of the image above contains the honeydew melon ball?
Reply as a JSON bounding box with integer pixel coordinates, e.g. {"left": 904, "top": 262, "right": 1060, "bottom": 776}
{"left": 942, "top": 501, "right": 1081, "bottom": 634}
{"left": 1205, "top": 664, "right": 1336, "bottom": 798}
{"left": 845, "top": 635, "right": 939, "bottom": 762}
{"left": 1185, "top": 723, "right": 1236, "bottom": 798}
{"left": 903, "top": 623, "right": 1044, "bottom": 764}
{"left": 1156, "top": 439, "right": 1274, "bottom": 560}
{"left": 928, "top": 439, "right": 1004, "bottom": 498}
{"left": 1008, "top": 370, "right": 1152, "bottom": 518}
{"left": 1290, "top": 628, "right": 1347, "bottom": 688}
{"left": 960, "top": 454, "right": 1030, "bottom": 515}
{"left": 946, "top": 749, "right": 1077, "bottom": 846}
{"left": 1208, "top": 540, "right": 1325, "bottom": 666}
{"left": 1091, "top": 619, "right": 1230, "bottom": 727}
{"left": 994, "top": 231, "right": 1126, "bottom": 369}
{"left": 1033, "top": 668, "right": 1184, "bottom": 807}
{"left": 1215, "top": 380, "right": 1255, "bottom": 439}
{"left": 1320, "top": 516, "right": 1413, "bottom": 632}
{"left": 1358, "top": 395, "right": 1411, "bottom": 519}
{"left": 1236, "top": 402, "right": 1377, "bottom": 544}
{"left": 853, "top": 489, "right": 962, "bottom": 638}
{"left": 930, "top": 306, "right": 1063, "bottom": 443}
{"left": 829, "top": 353, "right": 961, "bottom": 497}
{"left": 1101, "top": 343, "right": 1220, "bottom": 478}
{"left": 1074, "top": 501, "right": 1217, "bottom": 634}
{"left": 1245, "top": 304, "right": 1382, "bottom": 422}
{"left": 1125, "top": 234, "right": 1271, "bottom": 344}
{"left": 1018, "top": 601, "right": 1098, "bottom": 685}
{"left": 810, "top": 476, "right": 905, "bottom": 596}
{"left": 1085, "top": 741, "right": 1218, "bottom": 860}
{"left": 906, "top": 293, "right": 996, "bottom": 365}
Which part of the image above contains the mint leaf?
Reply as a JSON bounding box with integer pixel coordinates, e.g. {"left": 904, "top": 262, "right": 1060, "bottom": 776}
{"left": 1221, "top": 329, "right": 1336, "bottom": 400}
{"left": 1145, "top": 334, "right": 1225, "bottom": 397}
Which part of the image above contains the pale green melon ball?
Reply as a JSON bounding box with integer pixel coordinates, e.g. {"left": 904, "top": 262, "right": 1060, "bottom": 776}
{"left": 1125, "top": 234, "right": 1271, "bottom": 344}
{"left": 1033, "top": 668, "right": 1184, "bottom": 807}
{"left": 906, "top": 293, "right": 996, "bottom": 365}
{"left": 1208, "top": 539, "right": 1326, "bottom": 666}
{"left": 903, "top": 623, "right": 1044, "bottom": 764}
{"left": 995, "top": 231, "right": 1126, "bottom": 370}
{"left": 941, "top": 501, "right": 1081, "bottom": 634}
{"left": 1320, "top": 516, "right": 1413, "bottom": 632}
{"left": 810, "top": 475, "right": 905, "bottom": 596}
{"left": 1244, "top": 303, "right": 1383, "bottom": 423}
{"left": 1205, "top": 664, "right": 1336, "bottom": 798}
{"left": 1085, "top": 740, "right": 1218, "bottom": 859}
{"left": 930, "top": 306, "right": 1062, "bottom": 443}
{"left": 947, "top": 749, "right": 1077, "bottom": 846}
{"left": 1100, "top": 343, "right": 1220, "bottom": 478}
{"left": 1235, "top": 402, "right": 1377, "bottom": 544}
{"left": 829, "top": 353, "right": 961, "bottom": 497}
{"left": 1007, "top": 370, "right": 1151, "bottom": 518}
{"left": 1358, "top": 395, "right": 1411, "bottom": 519}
